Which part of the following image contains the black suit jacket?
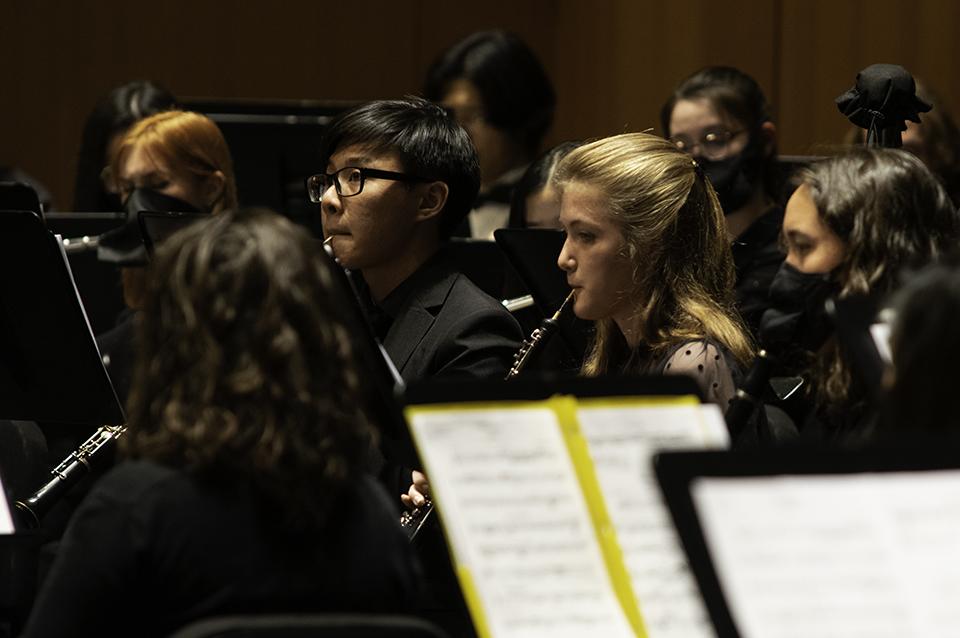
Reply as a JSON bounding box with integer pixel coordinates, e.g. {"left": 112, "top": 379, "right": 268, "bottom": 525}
{"left": 378, "top": 252, "right": 523, "bottom": 384}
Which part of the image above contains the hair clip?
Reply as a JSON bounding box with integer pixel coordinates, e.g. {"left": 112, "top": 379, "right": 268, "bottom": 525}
{"left": 691, "top": 158, "right": 706, "bottom": 179}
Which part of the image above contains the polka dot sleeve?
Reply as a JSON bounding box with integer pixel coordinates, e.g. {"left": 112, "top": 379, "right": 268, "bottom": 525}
{"left": 663, "top": 341, "right": 736, "bottom": 407}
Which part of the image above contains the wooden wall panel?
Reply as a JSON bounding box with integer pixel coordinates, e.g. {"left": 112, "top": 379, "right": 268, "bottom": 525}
{"left": 552, "top": 0, "right": 778, "bottom": 144}
{"left": 778, "top": 0, "right": 960, "bottom": 154}
{"left": 0, "top": 0, "right": 560, "bottom": 209}
{"left": 2, "top": 0, "right": 958, "bottom": 208}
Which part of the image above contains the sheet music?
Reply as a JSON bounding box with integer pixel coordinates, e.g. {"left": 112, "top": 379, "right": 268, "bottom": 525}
{"left": 409, "top": 406, "right": 636, "bottom": 638}
{"left": 577, "top": 402, "right": 727, "bottom": 638}
{"left": 694, "top": 471, "right": 960, "bottom": 638}
{"left": 0, "top": 471, "right": 15, "bottom": 534}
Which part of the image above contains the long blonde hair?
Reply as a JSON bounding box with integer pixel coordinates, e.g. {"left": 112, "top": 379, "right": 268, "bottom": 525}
{"left": 554, "top": 132, "right": 753, "bottom": 375}
{"left": 111, "top": 110, "right": 238, "bottom": 213}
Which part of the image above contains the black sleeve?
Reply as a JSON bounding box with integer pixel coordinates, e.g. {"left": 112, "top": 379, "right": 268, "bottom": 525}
{"left": 21, "top": 480, "right": 141, "bottom": 638}
{"left": 431, "top": 304, "right": 523, "bottom": 381}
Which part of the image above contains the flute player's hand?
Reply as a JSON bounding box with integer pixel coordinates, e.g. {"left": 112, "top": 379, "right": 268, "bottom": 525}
{"left": 400, "top": 470, "right": 430, "bottom": 510}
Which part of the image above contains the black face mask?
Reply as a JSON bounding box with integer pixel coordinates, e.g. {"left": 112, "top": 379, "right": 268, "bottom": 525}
{"left": 759, "top": 262, "right": 838, "bottom": 353}
{"left": 98, "top": 189, "right": 200, "bottom": 265}
{"left": 698, "top": 141, "right": 765, "bottom": 215}
{"left": 123, "top": 188, "right": 199, "bottom": 217}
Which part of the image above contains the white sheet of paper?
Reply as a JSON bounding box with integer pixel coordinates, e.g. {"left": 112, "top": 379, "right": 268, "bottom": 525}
{"left": 870, "top": 321, "right": 893, "bottom": 364}
{"left": 409, "top": 406, "right": 636, "bottom": 638}
{"left": 577, "top": 402, "right": 728, "bottom": 638}
{"left": 694, "top": 471, "right": 960, "bottom": 638}
{"left": 0, "top": 471, "right": 16, "bottom": 534}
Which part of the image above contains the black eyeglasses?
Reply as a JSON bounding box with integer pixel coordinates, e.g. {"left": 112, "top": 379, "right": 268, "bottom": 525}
{"left": 669, "top": 128, "right": 745, "bottom": 160}
{"left": 305, "top": 167, "right": 431, "bottom": 203}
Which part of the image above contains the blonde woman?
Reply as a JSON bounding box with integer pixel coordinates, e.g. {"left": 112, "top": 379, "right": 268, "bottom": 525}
{"left": 555, "top": 132, "right": 753, "bottom": 405}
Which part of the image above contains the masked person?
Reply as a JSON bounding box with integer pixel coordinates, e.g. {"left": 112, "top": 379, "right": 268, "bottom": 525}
{"left": 73, "top": 80, "right": 178, "bottom": 212}
{"left": 761, "top": 147, "right": 960, "bottom": 442}
{"left": 662, "top": 66, "right": 783, "bottom": 337}
{"left": 96, "top": 110, "right": 239, "bottom": 403}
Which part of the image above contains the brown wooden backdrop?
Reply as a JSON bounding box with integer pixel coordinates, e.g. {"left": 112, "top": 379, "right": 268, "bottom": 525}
{"left": 2, "top": 0, "right": 958, "bottom": 209}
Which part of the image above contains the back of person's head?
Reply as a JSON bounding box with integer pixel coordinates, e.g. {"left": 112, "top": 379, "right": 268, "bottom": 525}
{"left": 111, "top": 110, "right": 238, "bottom": 214}
{"left": 123, "top": 208, "right": 374, "bottom": 531}
{"left": 884, "top": 260, "right": 960, "bottom": 436}
{"left": 800, "top": 147, "right": 960, "bottom": 299}
{"left": 423, "top": 30, "right": 556, "bottom": 155}
{"left": 509, "top": 141, "right": 582, "bottom": 228}
{"left": 74, "top": 80, "right": 178, "bottom": 211}
{"left": 317, "top": 97, "right": 480, "bottom": 237}
{"left": 554, "top": 132, "right": 752, "bottom": 373}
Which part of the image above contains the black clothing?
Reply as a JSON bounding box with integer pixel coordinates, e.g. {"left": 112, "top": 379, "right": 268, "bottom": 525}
{"left": 364, "top": 249, "right": 523, "bottom": 384}
{"left": 95, "top": 308, "right": 137, "bottom": 405}
{"left": 21, "top": 461, "right": 419, "bottom": 638}
{"left": 357, "top": 250, "right": 520, "bottom": 638}
{"left": 732, "top": 206, "right": 784, "bottom": 337}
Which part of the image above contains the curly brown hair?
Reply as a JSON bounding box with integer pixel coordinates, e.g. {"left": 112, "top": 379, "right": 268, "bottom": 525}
{"left": 122, "top": 207, "right": 376, "bottom": 533}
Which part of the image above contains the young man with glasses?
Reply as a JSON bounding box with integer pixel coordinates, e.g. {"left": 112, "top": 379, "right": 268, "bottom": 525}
{"left": 310, "top": 97, "right": 522, "bottom": 635}
{"left": 309, "top": 96, "right": 522, "bottom": 383}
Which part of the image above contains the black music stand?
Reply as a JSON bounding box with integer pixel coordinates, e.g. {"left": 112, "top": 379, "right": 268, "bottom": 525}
{"left": 0, "top": 210, "right": 124, "bottom": 426}
{"left": 494, "top": 227, "right": 589, "bottom": 368}
{"left": 403, "top": 373, "right": 705, "bottom": 638}
{"left": 42, "top": 212, "right": 126, "bottom": 335}
{"left": 655, "top": 445, "right": 960, "bottom": 638}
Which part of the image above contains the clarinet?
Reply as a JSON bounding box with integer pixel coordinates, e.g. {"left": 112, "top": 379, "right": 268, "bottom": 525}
{"left": 399, "top": 291, "right": 575, "bottom": 541}
{"left": 505, "top": 290, "right": 575, "bottom": 380}
{"left": 15, "top": 424, "right": 126, "bottom": 529}
{"left": 723, "top": 350, "right": 772, "bottom": 444}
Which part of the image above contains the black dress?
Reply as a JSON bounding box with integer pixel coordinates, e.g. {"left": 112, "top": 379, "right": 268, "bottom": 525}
{"left": 732, "top": 206, "right": 784, "bottom": 337}
{"left": 21, "top": 461, "right": 420, "bottom": 638}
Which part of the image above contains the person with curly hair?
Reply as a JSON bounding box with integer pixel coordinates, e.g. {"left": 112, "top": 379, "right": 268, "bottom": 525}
{"left": 761, "top": 148, "right": 960, "bottom": 441}
{"left": 22, "top": 209, "right": 419, "bottom": 638}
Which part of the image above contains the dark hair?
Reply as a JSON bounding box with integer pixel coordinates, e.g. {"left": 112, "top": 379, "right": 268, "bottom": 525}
{"left": 123, "top": 208, "right": 376, "bottom": 533}
{"left": 661, "top": 66, "right": 778, "bottom": 195}
{"left": 424, "top": 30, "right": 556, "bottom": 155}
{"left": 884, "top": 260, "right": 960, "bottom": 436}
{"left": 804, "top": 148, "right": 959, "bottom": 299}
{"left": 73, "top": 80, "right": 178, "bottom": 211}
{"left": 802, "top": 148, "right": 960, "bottom": 419}
{"left": 508, "top": 141, "right": 582, "bottom": 228}
{"left": 317, "top": 97, "right": 480, "bottom": 238}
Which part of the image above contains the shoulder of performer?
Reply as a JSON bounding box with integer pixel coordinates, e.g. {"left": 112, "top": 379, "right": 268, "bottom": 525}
{"left": 663, "top": 341, "right": 737, "bottom": 407}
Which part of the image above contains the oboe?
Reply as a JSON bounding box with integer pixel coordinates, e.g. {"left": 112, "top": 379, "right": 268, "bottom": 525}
{"left": 399, "top": 291, "right": 575, "bottom": 541}
{"left": 505, "top": 290, "right": 575, "bottom": 380}
{"left": 15, "top": 424, "right": 126, "bottom": 528}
